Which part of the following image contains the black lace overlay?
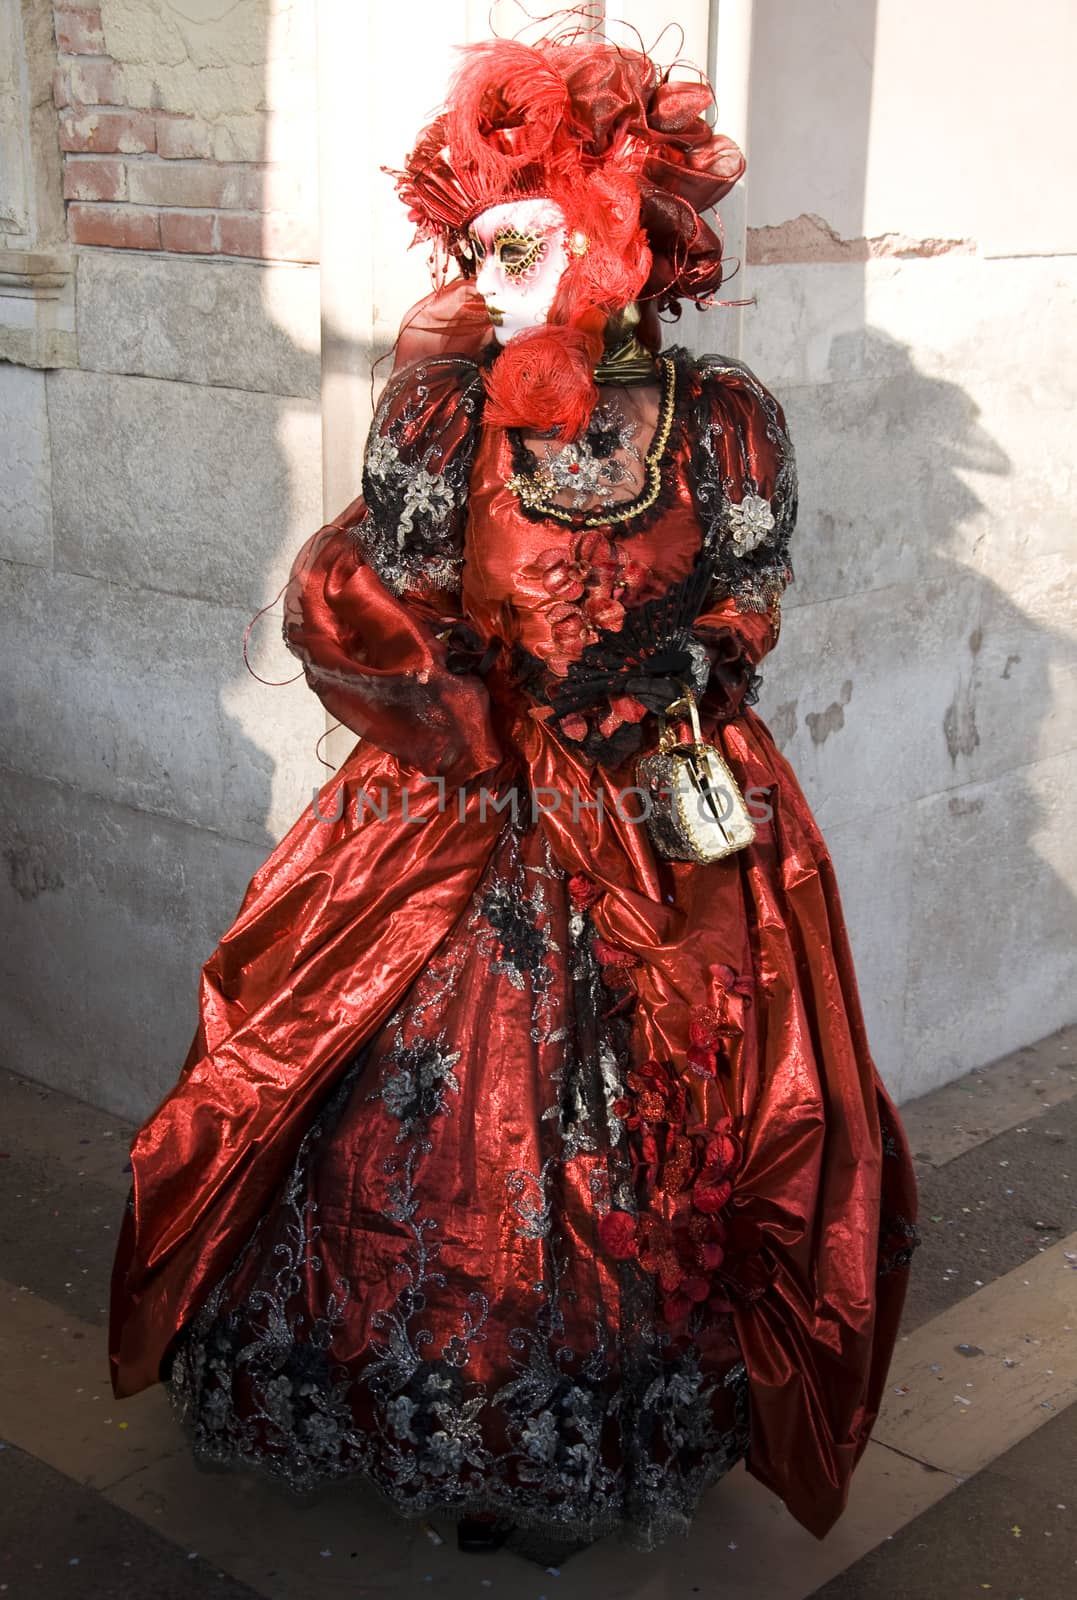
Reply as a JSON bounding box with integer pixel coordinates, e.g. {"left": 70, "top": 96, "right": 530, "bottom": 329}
{"left": 509, "top": 553, "right": 764, "bottom": 770}
{"left": 876, "top": 1093, "right": 923, "bottom": 1278}
{"left": 505, "top": 349, "right": 693, "bottom": 538}
{"left": 356, "top": 356, "right": 486, "bottom": 599}
{"left": 688, "top": 354, "right": 799, "bottom": 616}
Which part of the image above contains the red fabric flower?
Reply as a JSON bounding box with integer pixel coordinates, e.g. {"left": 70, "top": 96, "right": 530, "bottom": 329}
{"left": 577, "top": 530, "right": 619, "bottom": 572}
{"left": 686, "top": 1043, "right": 718, "bottom": 1079}
{"left": 692, "top": 1179, "right": 733, "bottom": 1215}
{"left": 689, "top": 1005, "right": 724, "bottom": 1049}
{"left": 593, "top": 938, "right": 639, "bottom": 969}
{"left": 568, "top": 872, "right": 603, "bottom": 912}
{"left": 526, "top": 547, "right": 589, "bottom": 601}
{"left": 598, "top": 693, "right": 649, "bottom": 739}
{"left": 548, "top": 603, "right": 597, "bottom": 653}
{"left": 663, "top": 1293, "right": 693, "bottom": 1326}
{"left": 594, "top": 1024, "right": 753, "bottom": 1324}
{"left": 584, "top": 591, "right": 626, "bottom": 632}
{"left": 598, "top": 1208, "right": 638, "bottom": 1259}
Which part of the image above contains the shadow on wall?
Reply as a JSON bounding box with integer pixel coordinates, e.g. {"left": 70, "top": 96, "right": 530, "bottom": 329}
{"left": 759, "top": 325, "right": 1076, "bottom": 1099}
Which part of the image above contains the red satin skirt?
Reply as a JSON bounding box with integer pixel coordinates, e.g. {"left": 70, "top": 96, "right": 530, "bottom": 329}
{"left": 113, "top": 701, "right": 919, "bottom": 1551}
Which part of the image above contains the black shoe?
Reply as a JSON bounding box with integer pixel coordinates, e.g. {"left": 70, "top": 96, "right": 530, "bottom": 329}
{"left": 457, "top": 1515, "right": 513, "bottom": 1553}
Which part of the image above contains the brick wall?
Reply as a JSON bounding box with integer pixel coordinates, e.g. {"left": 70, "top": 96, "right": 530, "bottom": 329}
{"left": 50, "top": 4, "right": 318, "bottom": 262}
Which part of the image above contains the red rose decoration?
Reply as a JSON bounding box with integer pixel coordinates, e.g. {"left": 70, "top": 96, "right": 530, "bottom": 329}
{"left": 662, "top": 1293, "right": 693, "bottom": 1326}
{"left": 598, "top": 1209, "right": 639, "bottom": 1260}
{"left": 686, "top": 1043, "right": 718, "bottom": 1078}
{"left": 593, "top": 938, "right": 639, "bottom": 969}
{"left": 689, "top": 1005, "right": 724, "bottom": 1049}
{"left": 593, "top": 1018, "right": 756, "bottom": 1323}
{"left": 568, "top": 872, "right": 602, "bottom": 911}
{"left": 526, "top": 547, "right": 588, "bottom": 601}
{"left": 692, "top": 1179, "right": 733, "bottom": 1215}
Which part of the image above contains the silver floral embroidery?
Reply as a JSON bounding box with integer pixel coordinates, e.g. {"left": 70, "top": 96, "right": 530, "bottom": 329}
{"left": 357, "top": 357, "right": 484, "bottom": 597}
{"left": 364, "top": 431, "right": 400, "bottom": 482}
{"left": 375, "top": 1030, "right": 462, "bottom": 1145}
{"left": 398, "top": 467, "right": 456, "bottom": 538}
{"left": 690, "top": 353, "right": 798, "bottom": 615}
{"left": 467, "top": 819, "right": 562, "bottom": 1042}
{"left": 726, "top": 492, "right": 777, "bottom": 555}
{"left": 512, "top": 402, "right": 644, "bottom": 511}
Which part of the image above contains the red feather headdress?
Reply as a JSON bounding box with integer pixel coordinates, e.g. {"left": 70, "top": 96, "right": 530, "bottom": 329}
{"left": 387, "top": 34, "right": 745, "bottom": 438}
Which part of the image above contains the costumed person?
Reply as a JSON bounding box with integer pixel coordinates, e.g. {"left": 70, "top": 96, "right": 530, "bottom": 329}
{"left": 108, "top": 24, "right": 921, "bottom": 1565}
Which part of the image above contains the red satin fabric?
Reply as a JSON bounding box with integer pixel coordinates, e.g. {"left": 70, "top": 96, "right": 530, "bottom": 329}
{"left": 108, "top": 353, "right": 918, "bottom": 1543}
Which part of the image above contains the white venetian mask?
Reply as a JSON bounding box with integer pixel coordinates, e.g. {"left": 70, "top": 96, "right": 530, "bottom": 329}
{"left": 468, "top": 197, "right": 572, "bottom": 344}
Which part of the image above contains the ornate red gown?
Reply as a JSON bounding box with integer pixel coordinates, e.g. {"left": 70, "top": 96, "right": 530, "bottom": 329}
{"left": 107, "top": 343, "right": 920, "bottom": 1552}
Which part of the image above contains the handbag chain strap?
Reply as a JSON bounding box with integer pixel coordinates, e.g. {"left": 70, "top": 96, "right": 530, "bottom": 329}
{"left": 656, "top": 681, "right": 705, "bottom": 754}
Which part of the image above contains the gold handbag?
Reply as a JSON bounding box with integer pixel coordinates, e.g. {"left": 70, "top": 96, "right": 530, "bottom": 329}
{"left": 635, "top": 685, "right": 757, "bottom": 864}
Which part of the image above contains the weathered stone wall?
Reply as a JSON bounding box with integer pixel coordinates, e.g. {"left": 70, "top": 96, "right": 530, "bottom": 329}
{"left": 1, "top": 0, "right": 325, "bottom": 1116}
{"left": 52, "top": 0, "right": 317, "bottom": 261}
{"left": 1, "top": 0, "right": 1074, "bottom": 1121}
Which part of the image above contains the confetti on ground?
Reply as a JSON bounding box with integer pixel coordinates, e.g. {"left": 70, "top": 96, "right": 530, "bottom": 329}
{"left": 422, "top": 1522, "right": 444, "bottom": 1546}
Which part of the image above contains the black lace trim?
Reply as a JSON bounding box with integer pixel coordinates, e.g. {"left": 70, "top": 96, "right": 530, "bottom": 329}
{"left": 877, "top": 1214, "right": 922, "bottom": 1278}
{"left": 506, "top": 517, "right": 765, "bottom": 771}
{"left": 876, "top": 1096, "right": 922, "bottom": 1278}
{"left": 686, "top": 354, "right": 798, "bottom": 615}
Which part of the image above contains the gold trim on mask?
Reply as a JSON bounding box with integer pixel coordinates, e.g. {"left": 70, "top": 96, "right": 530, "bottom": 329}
{"left": 468, "top": 224, "right": 549, "bottom": 281}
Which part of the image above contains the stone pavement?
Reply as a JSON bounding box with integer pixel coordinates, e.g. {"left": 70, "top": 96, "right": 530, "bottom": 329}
{"left": 1, "top": 1025, "right": 1075, "bottom": 1599}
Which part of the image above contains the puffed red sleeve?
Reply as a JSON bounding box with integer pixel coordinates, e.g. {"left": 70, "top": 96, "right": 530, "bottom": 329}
{"left": 282, "top": 356, "right": 504, "bottom": 782}
{"left": 688, "top": 356, "right": 798, "bottom": 675}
